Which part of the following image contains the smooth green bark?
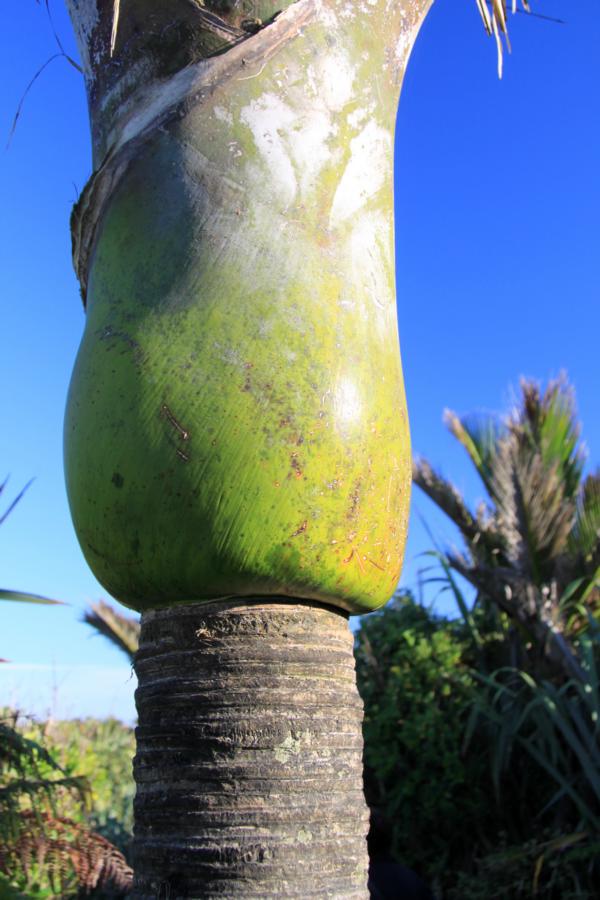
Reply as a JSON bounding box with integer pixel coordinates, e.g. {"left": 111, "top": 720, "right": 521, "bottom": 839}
{"left": 65, "top": 0, "right": 431, "bottom": 614}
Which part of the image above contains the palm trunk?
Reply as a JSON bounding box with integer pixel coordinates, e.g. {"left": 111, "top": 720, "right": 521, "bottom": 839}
{"left": 133, "top": 600, "right": 368, "bottom": 897}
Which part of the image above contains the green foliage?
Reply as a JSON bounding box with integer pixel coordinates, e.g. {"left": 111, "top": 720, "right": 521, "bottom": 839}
{"left": 414, "top": 377, "right": 599, "bottom": 684}
{"left": 18, "top": 717, "right": 136, "bottom": 856}
{"left": 355, "top": 595, "right": 489, "bottom": 881}
{"left": 448, "top": 832, "right": 600, "bottom": 900}
{"left": 1, "top": 473, "right": 133, "bottom": 895}
{"left": 359, "top": 375, "right": 599, "bottom": 895}
{"left": 356, "top": 591, "right": 600, "bottom": 896}
{"left": 466, "top": 628, "right": 600, "bottom": 834}
{"left": 0, "top": 711, "right": 91, "bottom": 846}
{"left": 0, "top": 871, "right": 54, "bottom": 899}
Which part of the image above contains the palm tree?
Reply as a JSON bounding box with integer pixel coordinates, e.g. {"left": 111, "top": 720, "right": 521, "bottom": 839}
{"left": 62, "top": 1, "right": 530, "bottom": 895}
{"left": 82, "top": 600, "right": 140, "bottom": 664}
{"left": 61, "top": 0, "right": 445, "bottom": 895}
{"left": 413, "top": 377, "right": 599, "bottom": 683}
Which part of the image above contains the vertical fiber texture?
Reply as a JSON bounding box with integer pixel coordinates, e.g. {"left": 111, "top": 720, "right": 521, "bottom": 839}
{"left": 133, "top": 600, "right": 369, "bottom": 898}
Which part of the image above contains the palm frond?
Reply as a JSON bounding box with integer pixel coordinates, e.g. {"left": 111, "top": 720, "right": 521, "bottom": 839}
{"left": 490, "top": 378, "right": 585, "bottom": 581}
{"left": 570, "top": 470, "right": 600, "bottom": 567}
{"left": 516, "top": 377, "right": 584, "bottom": 497}
{"left": 422, "top": 550, "right": 483, "bottom": 650}
{"left": 443, "top": 552, "right": 585, "bottom": 682}
{"left": 0, "top": 716, "right": 92, "bottom": 853}
{"left": 0, "top": 478, "right": 34, "bottom": 527}
{"left": 443, "top": 409, "right": 502, "bottom": 500}
{"left": 83, "top": 600, "right": 140, "bottom": 662}
{"left": 0, "top": 720, "right": 63, "bottom": 776}
{"left": 0, "top": 590, "right": 63, "bottom": 605}
{"left": 474, "top": 0, "right": 531, "bottom": 78}
{"left": 491, "top": 439, "right": 576, "bottom": 579}
{"left": 413, "top": 457, "right": 480, "bottom": 542}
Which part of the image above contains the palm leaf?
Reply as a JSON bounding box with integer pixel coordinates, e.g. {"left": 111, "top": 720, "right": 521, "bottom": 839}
{"left": 469, "top": 666, "right": 600, "bottom": 832}
{"left": 570, "top": 471, "right": 600, "bottom": 564}
{"left": 413, "top": 457, "right": 484, "bottom": 545}
{"left": 520, "top": 377, "right": 584, "bottom": 501}
{"left": 0, "top": 721, "right": 63, "bottom": 774}
{"left": 474, "top": 0, "right": 531, "bottom": 77}
{"left": 0, "top": 589, "right": 62, "bottom": 605}
{"left": 443, "top": 409, "right": 502, "bottom": 500}
{"left": 422, "top": 550, "right": 483, "bottom": 650}
{"left": 82, "top": 599, "right": 140, "bottom": 662}
{"left": 0, "top": 478, "right": 34, "bottom": 526}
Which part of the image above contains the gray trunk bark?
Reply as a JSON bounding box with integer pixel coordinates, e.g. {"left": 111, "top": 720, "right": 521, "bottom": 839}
{"left": 133, "top": 600, "right": 370, "bottom": 897}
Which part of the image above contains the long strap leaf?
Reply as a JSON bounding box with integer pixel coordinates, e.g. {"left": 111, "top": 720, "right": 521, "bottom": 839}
{"left": 0, "top": 589, "right": 63, "bottom": 605}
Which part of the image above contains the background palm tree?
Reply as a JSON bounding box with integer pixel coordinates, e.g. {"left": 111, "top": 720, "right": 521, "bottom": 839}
{"left": 83, "top": 600, "right": 139, "bottom": 664}
{"left": 413, "top": 376, "right": 600, "bottom": 682}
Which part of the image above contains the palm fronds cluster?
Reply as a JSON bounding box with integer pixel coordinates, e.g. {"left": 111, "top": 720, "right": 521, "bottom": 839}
{"left": 391, "top": 375, "right": 600, "bottom": 894}
{"left": 82, "top": 600, "right": 140, "bottom": 663}
{"left": 414, "top": 377, "right": 599, "bottom": 683}
{"left": 475, "top": 0, "right": 531, "bottom": 76}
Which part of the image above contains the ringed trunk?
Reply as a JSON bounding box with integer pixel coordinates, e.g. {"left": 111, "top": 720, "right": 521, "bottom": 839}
{"left": 64, "top": 0, "right": 432, "bottom": 894}
{"left": 134, "top": 600, "right": 368, "bottom": 897}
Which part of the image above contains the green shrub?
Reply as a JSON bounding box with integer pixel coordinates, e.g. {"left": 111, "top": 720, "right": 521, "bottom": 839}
{"left": 19, "top": 717, "right": 135, "bottom": 856}
{"left": 448, "top": 832, "right": 600, "bottom": 900}
{"left": 0, "top": 711, "right": 133, "bottom": 898}
{"left": 355, "top": 595, "right": 490, "bottom": 884}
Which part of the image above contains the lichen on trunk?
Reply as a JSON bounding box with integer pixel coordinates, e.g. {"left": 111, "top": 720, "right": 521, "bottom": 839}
{"left": 133, "top": 600, "right": 370, "bottom": 897}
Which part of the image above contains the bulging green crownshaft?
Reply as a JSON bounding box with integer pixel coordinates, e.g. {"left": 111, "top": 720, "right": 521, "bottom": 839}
{"left": 64, "top": 0, "right": 432, "bottom": 614}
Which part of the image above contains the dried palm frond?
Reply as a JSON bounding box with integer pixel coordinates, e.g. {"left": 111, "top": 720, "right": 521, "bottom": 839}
{"left": 413, "top": 456, "right": 504, "bottom": 563}
{"left": 490, "top": 437, "right": 576, "bottom": 579}
{"left": 517, "top": 376, "right": 584, "bottom": 500}
{"left": 475, "top": 0, "right": 531, "bottom": 77}
{"left": 83, "top": 600, "right": 140, "bottom": 662}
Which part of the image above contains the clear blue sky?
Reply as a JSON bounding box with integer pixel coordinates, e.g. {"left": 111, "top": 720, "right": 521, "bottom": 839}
{"left": 1, "top": 0, "right": 598, "bottom": 722}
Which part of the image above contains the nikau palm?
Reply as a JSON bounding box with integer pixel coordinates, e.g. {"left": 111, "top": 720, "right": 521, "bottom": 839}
{"left": 62, "top": 0, "right": 531, "bottom": 893}
{"left": 83, "top": 599, "right": 140, "bottom": 662}
{"left": 62, "top": 0, "right": 435, "bottom": 895}
{"left": 414, "top": 378, "right": 600, "bottom": 683}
